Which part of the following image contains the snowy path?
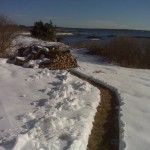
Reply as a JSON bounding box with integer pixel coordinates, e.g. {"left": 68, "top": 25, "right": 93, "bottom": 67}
{"left": 70, "top": 71, "right": 119, "bottom": 150}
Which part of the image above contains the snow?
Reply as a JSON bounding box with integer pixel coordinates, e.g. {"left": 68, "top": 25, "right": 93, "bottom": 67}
{"left": 1, "top": 34, "right": 150, "bottom": 150}
{"left": 13, "top": 35, "right": 66, "bottom": 48}
{"left": 70, "top": 48, "right": 150, "bottom": 150}
{"left": 19, "top": 32, "right": 31, "bottom": 36}
{"left": 90, "top": 38, "right": 100, "bottom": 41}
{"left": 9, "top": 34, "right": 68, "bottom": 57}
{"left": 56, "top": 33, "right": 73, "bottom": 36}
{"left": 16, "top": 56, "right": 26, "bottom": 61}
{"left": 0, "top": 59, "right": 99, "bottom": 150}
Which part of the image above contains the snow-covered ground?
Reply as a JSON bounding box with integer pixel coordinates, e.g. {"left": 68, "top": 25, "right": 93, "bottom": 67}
{"left": 0, "top": 59, "right": 99, "bottom": 150}
{"left": 1, "top": 34, "right": 150, "bottom": 150}
{"left": 70, "top": 48, "right": 150, "bottom": 150}
{"left": 0, "top": 35, "right": 100, "bottom": 150}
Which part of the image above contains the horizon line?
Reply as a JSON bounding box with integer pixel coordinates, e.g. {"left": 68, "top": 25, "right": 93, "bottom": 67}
{"left": 20, "top": 24, "right": 150, "bottom": 32}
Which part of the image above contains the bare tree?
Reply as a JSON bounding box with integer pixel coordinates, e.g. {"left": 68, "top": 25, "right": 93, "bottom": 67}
{"left": 0, "top": 15, "right": 18, "bottom": 57}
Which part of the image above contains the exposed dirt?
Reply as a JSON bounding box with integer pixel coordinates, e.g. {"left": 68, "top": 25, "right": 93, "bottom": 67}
{"left": 70, "top": 71, "right": 119, "bottom": 150}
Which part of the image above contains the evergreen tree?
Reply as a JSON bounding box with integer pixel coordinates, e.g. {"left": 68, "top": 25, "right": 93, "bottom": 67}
{"left": 31, "top": 20, "right": 56, "bottom": 41}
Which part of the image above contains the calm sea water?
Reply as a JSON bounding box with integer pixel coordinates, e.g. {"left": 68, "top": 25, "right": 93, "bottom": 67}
{"left": 61, "top": 28, "right": 150, "bottom": 43}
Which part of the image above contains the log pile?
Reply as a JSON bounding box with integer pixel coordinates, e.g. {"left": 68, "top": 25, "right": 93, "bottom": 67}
{"left": 13, "top": 45, "right": 78, "bottom": 69}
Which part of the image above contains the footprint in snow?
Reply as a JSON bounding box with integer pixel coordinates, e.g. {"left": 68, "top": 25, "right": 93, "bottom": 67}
{"left": 31, "top": 99, "right": 48, "bottom": 107}
{"left": 59, "top": 134, "right": 73, "bottom": 150}
{"left": 20, "top": 94, "right": 27, "bottom": 98}
{"left": 0, "top": 116, "right": 4, "bottom": 120}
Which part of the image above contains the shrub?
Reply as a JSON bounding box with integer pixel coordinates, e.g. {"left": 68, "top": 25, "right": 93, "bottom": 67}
{"left": 86, "top": 41, "right": 103, "bottom": 55}
{"left": 31, "top": 20, "right": 56, "bottom": 41}
{"left": 0, "top": 15, "right": 18, "bottom": 57}
{"left": 70, "top": 41, "right": 104, "bottom": 55}
{"left": 142, "top": 39, "right": 150, "bottom": 67}
{"left": 104, "top": 36, "right": 141, "bottom": 67}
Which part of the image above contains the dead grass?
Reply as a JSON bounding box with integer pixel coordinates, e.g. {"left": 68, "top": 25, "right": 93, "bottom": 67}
{"left": 73, "top": 36, "right": 150, "bottom": 69}
{"left": 0, "top": 15, "right": 18, "bottom": 58}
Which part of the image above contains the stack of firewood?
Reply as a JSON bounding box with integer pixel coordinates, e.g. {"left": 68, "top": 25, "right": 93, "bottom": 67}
{"left": 13, "top": 45, "right": 78, "bottom": 69}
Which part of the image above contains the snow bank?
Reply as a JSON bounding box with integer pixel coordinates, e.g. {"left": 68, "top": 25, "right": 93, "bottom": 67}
{"left": 0, "top": 59, "right": 100, "bottom": 150}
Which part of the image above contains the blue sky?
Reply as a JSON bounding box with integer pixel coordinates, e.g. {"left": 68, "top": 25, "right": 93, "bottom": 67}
{"left": 0, "top": 0, "right": 150, "bottom": 30}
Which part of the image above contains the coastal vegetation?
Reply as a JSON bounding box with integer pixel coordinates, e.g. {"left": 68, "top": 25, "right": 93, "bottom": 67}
{"left": 73, "top": 36, "right": 150, "bottom": 69}
{"left": 31, "top": 20, "right": 56, "bottom": 41}
{"left": 0, "top": 15, "right": 18, "bottom": 57}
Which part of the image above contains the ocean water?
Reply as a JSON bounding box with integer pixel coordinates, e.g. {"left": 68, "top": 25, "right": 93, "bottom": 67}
{"left": 61, "top": 28, "right": 150, "bottom": 43}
